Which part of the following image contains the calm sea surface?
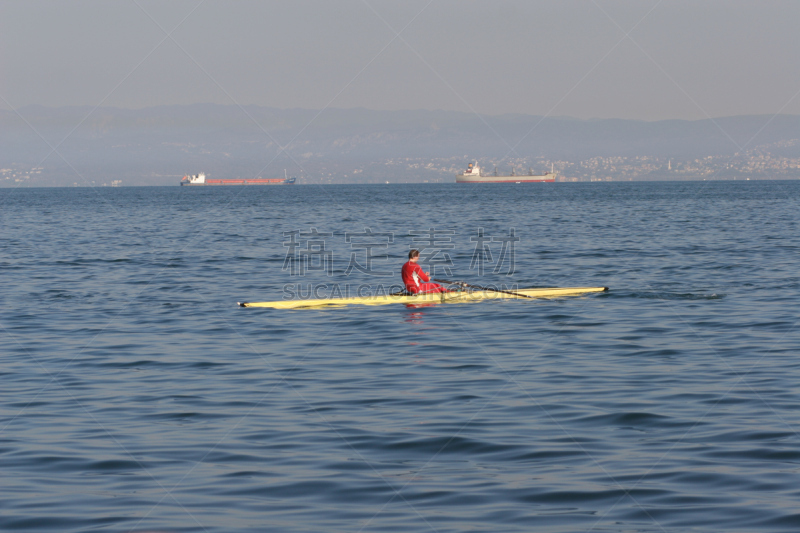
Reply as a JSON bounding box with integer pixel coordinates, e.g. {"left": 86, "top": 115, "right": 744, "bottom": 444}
{"left": 2, "top": 181, "right": 800, "bottom": 532}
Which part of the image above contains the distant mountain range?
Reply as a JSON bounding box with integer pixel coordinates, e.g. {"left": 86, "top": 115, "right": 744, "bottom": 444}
{"left": 2, "top": 104, "right": 799, "bottom": 185}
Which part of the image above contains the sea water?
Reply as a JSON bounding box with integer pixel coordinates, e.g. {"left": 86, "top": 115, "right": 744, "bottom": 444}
{"left": 1, "top": 181, "right": 800, "bottom": 532}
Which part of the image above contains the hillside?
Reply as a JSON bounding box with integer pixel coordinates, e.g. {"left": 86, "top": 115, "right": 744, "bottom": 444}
{"left": 2, "top": 105, "right": 799, "bottom": 185}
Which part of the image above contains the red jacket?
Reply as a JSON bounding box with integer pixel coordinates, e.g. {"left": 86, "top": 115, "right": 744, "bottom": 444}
{"left": 401, "top": 261, "right": 429, "bottom": 292}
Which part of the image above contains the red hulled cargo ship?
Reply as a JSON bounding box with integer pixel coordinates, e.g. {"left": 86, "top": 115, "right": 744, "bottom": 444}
{"left": 180, "top": 172, "right": 296, "bottom": 186}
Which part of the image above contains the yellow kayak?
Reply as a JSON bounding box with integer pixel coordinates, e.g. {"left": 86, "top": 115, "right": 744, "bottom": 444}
{"left": 239, "top": 286, "right": 609, "bottom": 309}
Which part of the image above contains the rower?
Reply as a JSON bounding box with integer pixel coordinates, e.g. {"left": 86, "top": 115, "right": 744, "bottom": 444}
{"left": 401, "top": 249, "right": 449, "bottom": 294}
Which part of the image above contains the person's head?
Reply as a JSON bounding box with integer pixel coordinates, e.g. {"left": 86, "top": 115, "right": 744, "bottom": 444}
{"left": 408, "top": 249, "right": 420, "bottom": 262}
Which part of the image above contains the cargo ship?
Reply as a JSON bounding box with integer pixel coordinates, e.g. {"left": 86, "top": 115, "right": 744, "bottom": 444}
{"left": 180, "top": 171, "right": 296, "bottom": 186}
{"left": 456, "top": 162, "right": 556, "bottom": 183}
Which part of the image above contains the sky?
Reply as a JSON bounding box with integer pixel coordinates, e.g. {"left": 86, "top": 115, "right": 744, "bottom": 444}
{"left": 1, "top": 0, "right": 799, "bottom": 121}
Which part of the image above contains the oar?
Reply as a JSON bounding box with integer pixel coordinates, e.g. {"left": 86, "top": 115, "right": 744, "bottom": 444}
{"left": 433, "top": 279, "right": 534, "bottom": 299}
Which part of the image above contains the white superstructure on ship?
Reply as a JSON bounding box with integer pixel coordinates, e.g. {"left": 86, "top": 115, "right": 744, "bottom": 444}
{"left": 182, "top": 173, "right": 207, "bottom": 185}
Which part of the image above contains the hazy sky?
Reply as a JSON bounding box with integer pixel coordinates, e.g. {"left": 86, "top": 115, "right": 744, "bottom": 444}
{"left": 2, "top": 0, "right": 799, "bottom": 120}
